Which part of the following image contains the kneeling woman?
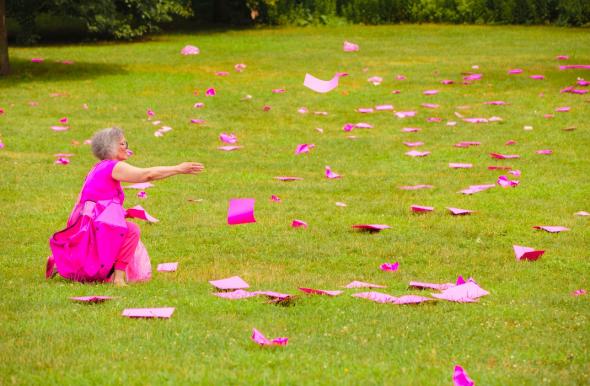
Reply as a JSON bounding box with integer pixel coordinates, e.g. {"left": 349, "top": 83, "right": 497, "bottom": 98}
{"left": 48, "top": 127, "right": 204, "bottom": 286}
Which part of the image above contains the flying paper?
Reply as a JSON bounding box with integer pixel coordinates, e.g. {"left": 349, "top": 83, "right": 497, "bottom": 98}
{"left": 157, "top": 262, "right": 178, "bottom": 272}
{"left": 228, "top": 198, "right": 256, "bottom": 225}
{"left": 251, "top": 328, "right": 288, "bottom": 347}
{"left": 513, "top": 245, "right": 545, "bottom": 261}
{"left": 345, "top": 281, "right": 386, "bottom": 289}
{"left": 352, "top": 291, "right": 396, "bottom": 303}
{"left": 209, "top": 276, "right": 249, "bottom": 290}
{"left": 126, "top": 205, "right": 159, "bottom": 223}
{"left": 303, "top": 73, "right": 344, "bottom": 93}
{"left": 122, "top": 307, "right": 175, "bottom": 318}
{"left": 533, "top": 226, "right": 569, "bottom": 233}
{"left": 298, "top": 288, "right": 343, "bottom": 296}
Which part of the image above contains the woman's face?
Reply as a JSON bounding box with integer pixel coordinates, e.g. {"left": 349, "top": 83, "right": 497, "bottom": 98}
{"left": 116, "top": 137, "right": 129, "bottom": 161}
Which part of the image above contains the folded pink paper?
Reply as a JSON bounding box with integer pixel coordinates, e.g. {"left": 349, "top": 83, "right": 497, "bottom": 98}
{"left": 559, "top": 65, "right": 590, "bottom": 70}
{"left": 453, "top": 365, "right": 475, "bottom": 386}
{"left": 253, "top": 291, "right": 292, "bottom": 301}
{"left": 270, "top": 195, "right": 281, "bottom": 202}
{"left": 395, "top": 111, "right": 416, "bottom": 118}
{"left": 399, "top": 184, "right": 433, "bottom": 190}
{"left": 463, "top": 118, "right": 488, "bottom": 123}
{"left": 530, "top": 75, "right": 545, "bottom": 80}
{"left": 214, "top": 290, "right": 258, "bottom": 300}
{"left": 228, "top": 198, "right": 256, "bottom": 225}
{"left": 380, "top": 262, "right": 399, "bottom": 271}
{"left": 441, "top": 79, "right": 454, "bottom": 84}
{"left": 218, "top": 146, "right": 242, "bottom": 151}
{"left": 405, "top": 150, "right": 430, "bottom": 157}
{"left": 292, "top": 219, "right": 308, "bottom": 228}
{"left": 513, "top": 245, "right": 545, "bottom": 261}
{"left": 357, "top": 108, "right": 374, "bottom": 113}
{"left": 459, "top": 184, "right": 495, "bottom": 195}
{"left": 51, "top": 126, "right": 69, "bottom": 131}
{"left": 404, "top": 141, "right": 424, "bottom": 147}
{"left": 209, "top": 276, "right": 250, "bottom": 290}
{"left": 454, "top": 141, "right": 481, "bottom": 148}
{"left": 432, "top": 282, "right": 489, "bottom": 302}
{"left": 234, "top": 63, "right": 246, "bottom": 72}
{"left": 274, "top": 176, "right": 303, "bottom": 181}
{"left": 126, "top": 205, "right": 159, "bottom": 223}
{"left": 55, "top": 157, "right": 70, "bottom": 165}
{"left": 508, "top": 68, "right": 523, "bottom": 74}
{"left": 421, "top": 103, "right": 439, "bottom": 109}
{"left": 124, "top": 182, "right": 154, "bottom": 190}
{"left": 449, "top": 163, "right": 472, "bottom": 169}
{"left": 303, "top": 73, "right": 343, "bottom": 93}
{"left": 488, "top": 166, "right": 512, "bottom": 171}
{"left": 490, "top": 153, "right": 520, "bottom": 159}
{"left": 251, "top": 328, "right": 288, "bottom": 346}
{"left": 295, "top": 144, "right": 314, "bottom": 154}
{"left": 157, "top": 262, "right": 178, "bottom": 272}
{"left": 343, "top": 41, "right": 359, "bottom": 52}
{"left": 345, "top": 281, "right": 386, "bottom": 289}
{"left": 409, "top": 281, "right": 455, "bottom": 291}
{"left": 219, "top": 133, "right": 237, "bottom": 144}
{"left": 298, "top": 288, "right": 343, "bottom": 296}
{"left": 352, "top": 291, "right": 396, "bottom": 303}
{"left": 533, "top": 226, "right": 569, "bottom": 233}
{"left": 122, "top": 307, "right": 175, "bottom": 318}
{"left": 423, "top": 90, "right": 439, "bottom": 95}
{"left": 367, "top": 76, "right": 383, "bottom": 85}
{"left": 497, "top": 175, "right": 519, "bottom": 187}
{"left": 447, "top": 207, "right": 475, "bottom": 215}
{"left": 325, "top": 166, "right": 341, "bottom": 179}
{"left": 394, "top": 295, "right": 433, "bottom": 305}
{"left": 70, "top": 296, "right": 113, "bottom": 303}
{"left": 352, "top": 224, "right": 391, "bottom": 231}
{"left": 572, "top": 289, "right": 587, "bottom": 296}
{"left": 375, "top": 104, "right": 394, "bottom": 111}
{"left": 411, "top": 205, "right": 434, "bottom": 213}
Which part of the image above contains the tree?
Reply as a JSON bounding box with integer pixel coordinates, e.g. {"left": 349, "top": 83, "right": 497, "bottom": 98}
{"left": 0, "top": 0, "right": 8, "bottom": 75}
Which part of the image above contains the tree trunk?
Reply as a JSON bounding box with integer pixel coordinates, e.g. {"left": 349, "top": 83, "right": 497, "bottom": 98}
{"left": 0, "top": 0, "right": 9, "bottom": 75}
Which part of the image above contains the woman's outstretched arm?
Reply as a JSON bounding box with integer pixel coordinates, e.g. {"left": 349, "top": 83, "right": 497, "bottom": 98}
{"left": 112, "top": 161, "right": 204, "bottom": 183}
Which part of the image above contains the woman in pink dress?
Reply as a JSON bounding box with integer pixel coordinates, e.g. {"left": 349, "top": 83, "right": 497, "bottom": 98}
{"left": 49, "top": 127, "right": 204, "bottom": 286}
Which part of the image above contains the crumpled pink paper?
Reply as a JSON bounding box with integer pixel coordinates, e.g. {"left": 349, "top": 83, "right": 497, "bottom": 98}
{"left": 251, "top": 328, "right": 288, "bottom": 346}
{"left": 181, "top": 45, "right": 199, "bottom": 55}
{"left": 405, "top": 150, "right": 430, "bottom": 157}
{"left": 411, "top": 205, "right": 434, "bottom": 213}
{"left": 380, "top": 262, "right": 399, "bottom": 271}
{"left": 325, "top": 166, "right": 341, "bottom": 179}
{"left": 431, "top": 281, "right": 489, "bottom": 302}
{"left": 219, "top": 133, "right": 237, "bottom": 144}
{"left": 497, "top": 175, "right": 519, "bottom": 187}
{"left": 343, "top": 41, "right": 359, "bottom": 52}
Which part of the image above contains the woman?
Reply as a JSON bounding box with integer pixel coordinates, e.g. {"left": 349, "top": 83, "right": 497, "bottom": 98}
{"left": 48, "top": 127, "right": 204, "bottom": 286}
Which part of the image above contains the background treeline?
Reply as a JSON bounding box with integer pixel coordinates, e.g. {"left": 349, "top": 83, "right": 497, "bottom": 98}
{"left": 6, "top": 0, "right": 590, "bottom": 44}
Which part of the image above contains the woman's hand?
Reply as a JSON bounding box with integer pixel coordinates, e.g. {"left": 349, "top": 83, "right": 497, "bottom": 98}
{"left": 177, "top": 162, "right": 205, "bottom": 175}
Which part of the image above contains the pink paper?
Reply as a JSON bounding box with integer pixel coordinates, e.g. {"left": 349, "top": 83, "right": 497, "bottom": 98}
{"left": 214, "top": 290, "right": 258, "bottom": 300}
{"left": 490, "top": 153, "right": 520, "bottom": 159}
{"left": 218, "top": 146, "right": 242, "bottom": 151}
{"left": 375, "top": 104, "right": 394, "bottom": 111}
{"left": 303, "top": 73, "right": 343, "bottom": 93}
{"left": 497, "top": 175, "right": 519, "bottom": 187}
{"left": 181, "top": 45, "right": 199, "bottom": 55}
{"left": 136, "top": 190, "right": 146, "bottom": 199}
{"left": 298, "top": 288, "right": 343, "bottom": 296}
{"left": 423, "top": 90, "right": 439, "bottom": 95}
{"left": 447, "top": 207, "right": 475, "bottom": 215}
{"left": 352, "top": 291, "right": 396, "bottom": 303}
{"left": 396, "top": 75, "right": 406, "bottom": 80}
{"left": 157, "top": 262, "right": 178, "bottom": 272}
{"left": 270, "top": 195, "right": 281, "bottom": 202}
{"left": 405, "top": 150, "right": 430, "bottom": 157}
{"left": 484, "top": 101, "right": 507, "bottom": 105}
{"left": 453, "top": 365, "right": 475, "bottom": 386}
{"left": 124, "top": 182, "right": 154, "bottom": 190}
{"left": 533, "top": 226, "right": 569, "bottom": 233}
{"left": 380, "top": 262, "right": 399, "bottom": 271}
{"left": 488, "top": 166, "right": 512, "bottom": 171}
{"left": 122, "top": 307, "right": 175, "bottom": 318}
{"left": 409, "top": 281, "right": 455, "bottom": 291}
{"left": 574, "top": 211, "right": 589, "bottom": 216}
{"left": 51, "top": 126, "right": 69, "bottom": 132}
{"left": 449, "top": 163, "right": 472, "bottom": 169}
{"left": 395, "top": 111, "right": 416, "bottom": 118}
{"left": 251, "top": 328, "right": 288, "bottom": 347}
{"left": 508, "top": 68, "right": 523, "bottom": 74}
{"left": 572, "top": 289, "right": 587, "bottom": 296}
{"left": 559, "top": 65, "right": 590, "bottom": 70}
{"left": 354, "top": 122, "right": 373, "bottom": 129}
{"left": 253, "top": 291, "right": 292, "bottom": 301}
{"left": 508, "top": 169, "right": 521, "bottom": 177}
{"left": 556, "top": 106, "right": 570, "bottom": 112}
{"left": 262, "top": 105, "right": 271, "bottom": 111}
{"left": 219, "top": 133, "right": 237, "bottom": 144}
{"left": 126, "top": 205, "right": 159, "bottom": 223}
{"left": 190, "top": 119, "right": 206, "bottom": 124}
{"left": 402, "top": 127, "right": 421, "bottom": 133}
{"left": 441, "top": 79, "right": 454, "bottom": 84}
{"left": 411, "top": 205, "right": 434, "bottom": 213}
{"left": 335, "top": 202, "right": 347, "bottom": 207}
{"left": 325, "top": 166, "right": 341, "bottom": 179}
{"left": 352, "top": 224, "right": 391, "bottom": 231}
{"left": 367, "top": 76, "right": 383, "bottom": 86}
{"left": 234, "top": 63, "right": 246, "bottom": 72}
{"left": 345, "top": 281, "right": 386, "bottom": 289}
{"left": 404, "top": 142, "right": 424, "bottom": 147}
{"left": 228, "top": 198, "right": 256, "bottom": 225}
{"left": 399, "top": 184, "right": 433, "bottom": 190}
{"left": 556, "top": 55, "right": 569, "bottom": 60}
{"left": 454, "top": 141, "right": 480, "bottom": 148}
{"left": 463, "top": 73, "right": 482, "bottom": 81}
{"left": 343, "top": 41, "right": 359, "bottom": 52}
{"left": 463, "top": 118, "right": 488, "bottom": 123}
{"left": 272, "top": 88, "right": 286, "bottom": 94}
{"left": 31, "top": 58, "right": 44, "bottom": 63}
{"left": 274, "top": 176, "right": 303, "bottom": 181}
{"left": 432, "top": 281, "right": 489, "bottom": 302}
{"left": 514, "top": 245, "right": 545, "bottom": 261}
{"left": 427, "top": 117, "right": 442, "bottom": 122}
{"left": 536, "top": 149, "right": 552, "bottom": 155}
{"left": 530, "top": 75, "right": 545, "bottom": 80}
{"left": 459, "top": 184, "right": 495, "bottom": 195}
{"left": 70, "top": 296, "right": 113, "bottom": 303}
{"left": 394, "top": 295, "right": 433, "bottom": 305}
{"left": 55, "top": 157, "right": 70, "bottom": 165}
{"left": 357, "top": 108, "right": 374, "bottom": 113}
{"left": 292, "top": 219, "right": 308, "bottom": 228}
{"left": 205, "top": 88, "right": 216, "bottom": 96}
{"left": 209, "top": 276, "right": 250, "bottom": 290}
{"left": 421, "top": 103, "right": 439, "bottom": 109}
{"left": 295, "top": 144, "right": 314, "bottom": 154}
{"left": 216, "top": 71, "right": 229, "bottom": 76}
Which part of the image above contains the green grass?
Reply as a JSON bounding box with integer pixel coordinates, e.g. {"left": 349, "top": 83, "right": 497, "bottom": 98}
{"left": 1, "top": 24, "right": 590, "bottom": 385}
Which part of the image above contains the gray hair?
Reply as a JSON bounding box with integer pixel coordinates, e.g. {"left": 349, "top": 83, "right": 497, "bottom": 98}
{"left": 91, "top": 127, "right": 124, "bottom": 160}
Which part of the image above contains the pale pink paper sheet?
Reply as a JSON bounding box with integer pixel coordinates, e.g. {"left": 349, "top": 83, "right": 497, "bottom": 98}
{"left": 181, "top": 45, "right": 199, "bottom": 55}
{"left": 251, "top": 328, "right": 288, "bottom": 346}
{"left": 298, "top": 288, "right": 343, "bottom": 296}
{"left": 345, "top": 281, "right": 386, "bottom": 289}
{"left": 394, "top": 295, "right": 433, "bottom": 305}
{"left": 401, "top": 127, "right": 421, "bottom": 133}
{"left": 497, "top": 175, "right": 519, "bottom": 187}
{"left": 213, "top": 290, "right": 258, "bottom": 300}
{"left": 219, "top": 133, "right": 237, "bottom": 144}
{"left": 126, "top": 205, "right": 159, "bottom": 223}
{"left": 303, "top": 73, "right": 347, "bottom": 93}
{"left": 218, "top": 146, "right": 242, "bottom": 151}
{"left": 533, "top": 226, "right": 569, "bottom": 233}
{"left": 274, "top": 176, "right": 303, "bottom": 181}
{"left": 352, "top": 291, "right": 397, "bottom": 303}
{"left": 404, "top": 142, "right": 424, "bottom": 147}
{"left": 409, "top": 281, "right": 455, "bottom": 291}
{"left": 405, "top": 150, "right": 430, "bottom": 157}
{"left": 157, "top": 262, "right": 178, "bottom": 272}
{"left": 325, "top": 166, "right": 341, "bottom": 179}
{"left": 227, "top": 198, "right": 256, "bottom": 225}
{"left": 399, "top": 184, "right": 433, "bottom": 190}
{"left": 449, "top": 163, "right": 472, "bottom": 169}
{"left": 459, "top": 184, "right": 495, "bottom": 195}
{"left": 295, "top": 144, "right": 314, "bottom": 154}
{"left": 209, "top": 276, "right": 250, "bottom": 290}
{"left": 513, "top": 245, "right": 545, "bottom": 261}
{"left": 431, "top": 282, "right": 489, "bottom": 302}
{"left": 447, "top": 207, "right": 475, "bottom": 215}
{"left": 343, "top": 41, "right": 359, "bottom": 52}
{"left": 122, "top": 307, "right": 175, "bottom": 318}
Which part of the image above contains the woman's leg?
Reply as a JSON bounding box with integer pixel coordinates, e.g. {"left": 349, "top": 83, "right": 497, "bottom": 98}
{"left": 113, "top": 221, "right": 140, "bottom": 286}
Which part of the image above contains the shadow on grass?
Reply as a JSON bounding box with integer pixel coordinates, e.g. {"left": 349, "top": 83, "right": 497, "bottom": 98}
{"left": 0, "top": 58, "right": 127, "bottom": 87}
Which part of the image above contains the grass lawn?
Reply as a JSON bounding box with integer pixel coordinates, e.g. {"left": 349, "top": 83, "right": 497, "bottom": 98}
{"left": 1, "top": 24, "right": 589, "bottom": 385}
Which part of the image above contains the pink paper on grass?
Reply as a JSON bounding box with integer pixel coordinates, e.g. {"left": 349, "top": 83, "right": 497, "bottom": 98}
{"left": 463, "top": 73, "right": 482, "bottom": 81}
{"left": 559, "top": 65, "right": 590, "bottom": 70}
{"left": 402, "top": 127, "right": 421, "bottom": 133}
{"left": 447, "top": 207, "right": 475, "bottom": 215}
{"left": 124, "top": 182, "right": 154, "bottom": 190}
{"left": 508, "top": 170, "right": 521, "bottom": 177}
{"left": 272, "top": 88, "right": 286, "bottom": 94}
{"left": 298, "top": 288, "right": 343, "bottom": 296}
{"left": 325, "top": 166, "right": 341, "bottom": 179}
{"left": 214, "top": 290, "right": 258, "bottom": 300}
{"left": 488, "top": 166, "right": 512, "bottom": 171}
{"left": 409, "top": 281, "right": 455, "bottom": 291}
{"left": 555, "top": 106, "right": 570, "bottom": 112}
{"left": 536, "top": 149, "right": 552, "bottom": 155}
{"left": 295, "top": 144, "right": 314, "bottom": 154}
{"left": 432, "top": 281, "right": 490, "bottom": 302}
{"left": 459, "top": 184, "right": 495, "bottom": 195}
{"left": 216, "top": 71, "right": 229, "bottom": 76}
{"left": 455, "top": 141, "right": 480, "bottom": 148}
{"left": 395, "top": 111, "right": 416, "bottom": 118}
{"left": 190, "top": 119, "right": 206, "bottom": 124}
{"left": 55, "top": 157, "right": 70, "bottom": 165}
{"left": 354, "top": 122, "right": 373, "bottom": 129}
{"left": 122, "top": 307, "right": 175, "bottom": 318}
{"left": 497, "top": 175, "right": 519, "bottom": 187}
{"left": 51, "top": 126, "right": 69, "bottom": 132}
{"left": 303, "top": 73, "right": 343, "bottom": 93}
{"left": 422, "top": 103, "right": 439, "bottom": 109}
{"left": 251, "top": 328, "right": 288, "bottom": 347}
{"left": 490, "top": 153, "right": 520, "bottom": 159}
{"left": 533, "top": 226, "right": 570, "bottom": 233}
{"left": 405, "top": 150, "right": 430, "bottom": 157}
{"left": 345, "top": 281, "right": 386, "bottom": 289}
{"left": 441, "top": 79, "right": 454, "bottom": 84}
{"left": 126, "top": 205, "right": 159, "bottom": 223}
{"left": 235, "top": 63, "right": 246, "bottom": 72}
{"left": 270, "top": 195, "right": 281, "bottom": 202}
{"left": 411, "top": 205, "right": 434, "bottom": 213}
{"left": 205, "top": 88, "right": 216, "bottom": 96}
{"left": 423, "top": 90, "right": 439, "bottom": 95}
{"left": 367, "top": 76, "right": 383, "bottom": 86}
{"left": 514, "top": 245, "right": 545, "bottom": 261}
{"left": 380, "top": 262, "right": 399, "bottom": 271}
{"left": 572, "top": 289, "right": 587, "bottom": 296}
{"left": 181, "top": 45, "right": 199, "bottom": 55}
{"left": 574, "top": 211, "right": 589, "bottom": 216}
{"left": 352, "top": 224, "right": 391, "bottom": 231}
{"left": 291, "top": 219, "right": 308, "bottom": 228}
{"left": 375, "top": 104, "right": 394, "bottom": 111}
{"left": 219, "top": 133, "right": 237, "bottom": 144}
{"left": 484, "top": 101, "right": 507, "bottom": 105}
{"left": 274, "top": 176, "right": 303, "bottom": 181}
{"left": 343, "top": 41, "right": 359, "bottom": 52}
{"left": 427, "top": 117, "right": 442, "bottom": 122}
{"left": 352, "top": 291, "right": 396, "bottom": 303}
{"left": 394, "top": 295, "right": 433, "bottom": 305}
{"left": 31, "top": 58, "right": 44, "bottom": 63}
{"left": 210, "top": 276, "right": 249, "bottom": 290}
{"left": 335, "top": 202, "right": 347, "bottom": 207}
{"left": 253, "top": 291, "right": 293, "bottom": 301}
{"left": 508, "top": 68, "right": 523, "bottom": 74}
{"left": 228, "top": 198, "right": 256, "bottom": 225}
{"left": 403, "top": 141, "right": 424, "bottom": 147}
{"left": 463, "top": 118, "right": 488, "bottom": 123}
{"left": 70, "top": 296, "right": 113, "bottom": 303}
{"left": 449, "top": 163, "right": 472, "bottom": 169}
{"left": 530, "top": 75, "right": 545, "bottom": 80}
{"left": 357, "top": 107, "right": 374, "bottom": 113}
{"left": 453, "top": 365, "right": 475, "bottom": 386}
{"left": 157, "top": 262, "right": 178, "bottom": 272}
{"left": 218, "top": 146, "right": 242, "bottom": 151}
{"left": 399, "top": 184, "right": 433, "bottom": 190}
